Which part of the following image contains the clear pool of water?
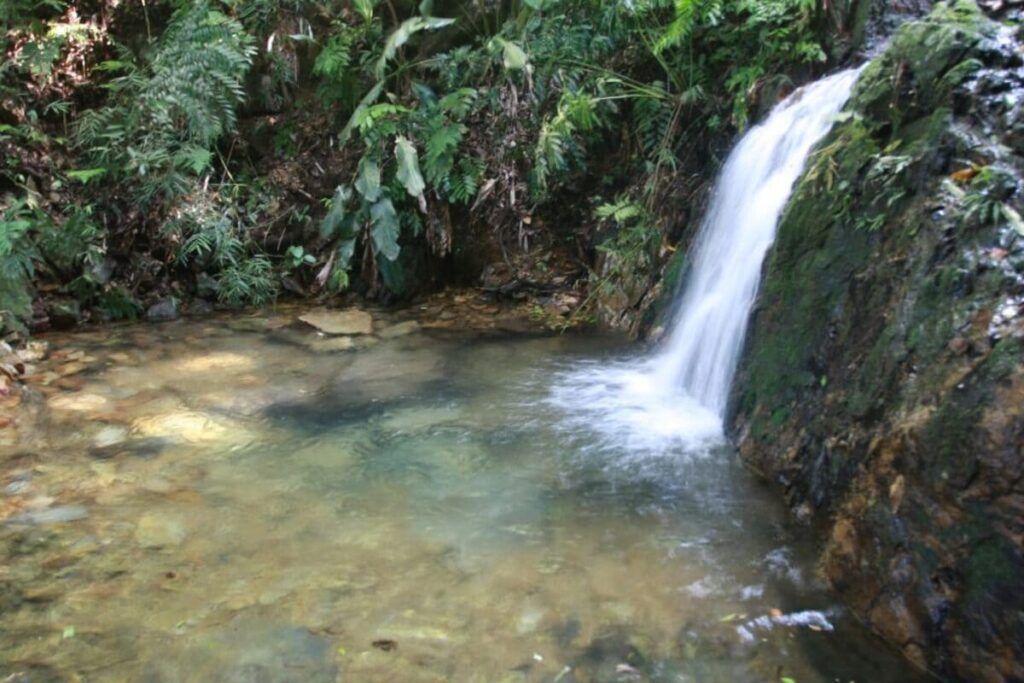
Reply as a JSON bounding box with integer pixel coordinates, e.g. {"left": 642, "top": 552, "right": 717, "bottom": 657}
{"left": 0, "top": 311, "right": 929, "bottom": 682}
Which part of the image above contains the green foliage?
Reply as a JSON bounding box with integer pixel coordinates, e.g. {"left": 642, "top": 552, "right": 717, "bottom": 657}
{"left": 96, "top": 286, "right": 141, "bottom": 321}
{"left": 169, "top": 189, "right": 279, "bottom": 307}
{"left": 961, "top": 166, "right": 1021, "bottom": 231}
{"left": 0, "top": 0, "right": 852, "bottom": 318}
{"left": 75, "top": 0, "right": 255, "bottom": 201}
{"left": 0, "top": 198, "right": 41, "bottom": 333}
{"left": 217, "top": 254, "right": 277, "bottom": 307}
{"left": 375, "top": 16, "right": 455, "bottom": 79}
{"left": 594, "top": 194, "right": 660, "bottom": 286}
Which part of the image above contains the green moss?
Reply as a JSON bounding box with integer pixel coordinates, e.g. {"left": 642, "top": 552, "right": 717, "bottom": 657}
{"left": 964, "top": 536, "right": 1022, "bottom": 607}
{"left": 644, "top": 249, "right": 687, "bottom": 332}
{"left": 850, "top": 0, "right": 990, "bottom": 131}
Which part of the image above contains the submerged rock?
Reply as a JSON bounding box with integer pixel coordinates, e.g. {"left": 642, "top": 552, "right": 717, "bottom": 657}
{"left": 48, "top": 392, "right": 110, "bottom": 412}
{"left": 135, "top": 513, "right": 186, "bottom": 548}
{"left": 378, "top": 320, "right": 421, "bottom": 339}
{"left": 146, "top": 298, "right": 180, "bottom": 322}
{"left": 731, "top": 3, "right": 1024, "bottom": 680}
{"left": 8, "top": 505, "right": 89, "bottom": 525}
{"left": 298, "top": 309, "right": 373, "bottom": 336}
{"left": 47, "top": 300, "right": 81, "bottom": 330}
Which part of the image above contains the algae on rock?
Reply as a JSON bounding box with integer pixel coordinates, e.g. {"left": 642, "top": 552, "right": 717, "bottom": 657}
{"left": 731, "top": 2, "right": 1024, "bottom": 680}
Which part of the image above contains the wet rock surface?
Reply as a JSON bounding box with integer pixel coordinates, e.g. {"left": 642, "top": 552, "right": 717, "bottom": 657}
{"left": 732, "top": 3, "right": 1024, "bottom": 680}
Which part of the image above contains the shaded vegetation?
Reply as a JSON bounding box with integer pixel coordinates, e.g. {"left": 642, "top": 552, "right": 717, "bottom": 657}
{"left": 1, "top": 0, "right": 864, "bottom": 335}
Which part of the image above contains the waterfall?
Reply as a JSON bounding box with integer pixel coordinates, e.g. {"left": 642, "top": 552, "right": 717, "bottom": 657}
{"left": 655, "top": 68, "right": 863, "bottom": 416}
{"left": 548, "top": 69, "right": 862, "bottom": 455}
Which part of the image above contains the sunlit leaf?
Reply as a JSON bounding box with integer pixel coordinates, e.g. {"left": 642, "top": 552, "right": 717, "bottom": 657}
{"left": 66, "top": 168, "right": 107, "bottom": 184}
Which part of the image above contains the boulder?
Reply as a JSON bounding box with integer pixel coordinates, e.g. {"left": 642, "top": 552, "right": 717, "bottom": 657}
{"left": 146, "top": 298, "right": 180, "bottom": 322}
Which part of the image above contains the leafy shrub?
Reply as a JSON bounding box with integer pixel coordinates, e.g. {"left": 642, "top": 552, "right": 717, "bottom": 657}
{"left": 75, "top": 0, "right": 255, "bottom": 201}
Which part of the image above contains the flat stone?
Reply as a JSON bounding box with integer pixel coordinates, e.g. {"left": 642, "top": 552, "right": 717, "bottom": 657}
{"left": 305, "top": 336, "right": 357, "bottom": 353}
{"left": 135, "top": 513, "right": 186, "bottom": 548}
{"left": 92, "top": 425, "right": 129, "bottom": 450}
{"left": 49, "top": 393, "right": 111, "bottom": 412}
{"left": 132, "top": 411, "right": 231, "bottom": 444}
{"left": 298, "top": 309, "right": 373, "bottom": 336}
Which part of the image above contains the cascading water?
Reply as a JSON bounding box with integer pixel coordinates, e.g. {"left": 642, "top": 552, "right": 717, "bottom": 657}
{"left": 549, "top": 68, "right": 863, "bottom": 455}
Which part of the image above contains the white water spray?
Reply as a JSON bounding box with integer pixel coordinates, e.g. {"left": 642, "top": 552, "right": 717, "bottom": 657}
{"left": 549, "top": 69, "right": 862, "bottom": 454}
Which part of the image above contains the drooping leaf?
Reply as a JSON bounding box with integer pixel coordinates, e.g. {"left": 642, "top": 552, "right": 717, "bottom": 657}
{"left": 355, "top": 158, "right": 382, "bottom": 201}
{"left": 395, "top": 136, "right": 426, "bottom": 199}
{"left": 369, "top": 198, "right": 401, "bottom": 261}
{"left": 336, "top": 237, "right": 357, "bottom": 268}
{"left": 320, "top": 185, "right": 352, "bottom": 239}
{"left": 494, "top": 37, "right": 528, "bottom": 71}
{"left": 374, "top": 16, "right": 455, "bottom": 79}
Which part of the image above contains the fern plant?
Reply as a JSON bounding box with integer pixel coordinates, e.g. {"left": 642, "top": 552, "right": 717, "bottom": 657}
{"left": 75, "top": 0, "right": 255, "bottom": 202}
{"left": 0, "top": 197, "right": 43, "bottom": 333}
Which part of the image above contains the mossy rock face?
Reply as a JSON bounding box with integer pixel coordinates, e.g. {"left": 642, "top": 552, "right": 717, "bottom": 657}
{"left": 732, "top": 2, "right": 1024, "bottom": 680}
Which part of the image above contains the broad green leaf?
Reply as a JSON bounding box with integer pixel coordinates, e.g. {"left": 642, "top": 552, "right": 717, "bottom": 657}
{"left": 394, "top": 136, "right": 425, "bottom": 199}
{"left": 336, "top": 237, "right": 357, "bottom": 268}
{"left": 355, "top": 158, "right": 382, "bottom": 201}
{"left": 494, "top": 37, "right": 528, "bottom": 71}
{"left": 370, "top": 198, "right": 401, "bottom": 261}
{"left": 320, "top": 185, "right": 352, "bottom": 239}
{"left": 374, "top": 16, "right": 455, "bottom": 79}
